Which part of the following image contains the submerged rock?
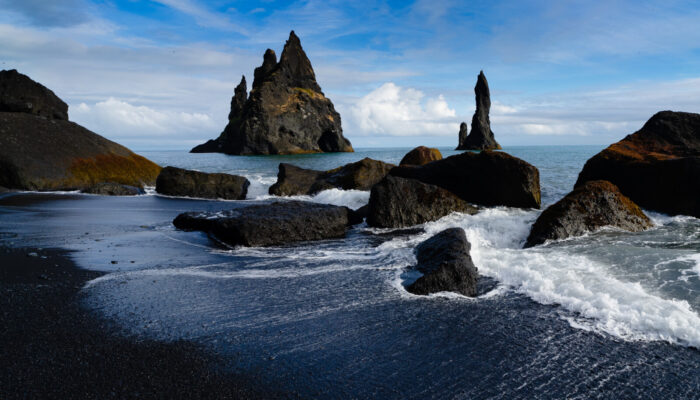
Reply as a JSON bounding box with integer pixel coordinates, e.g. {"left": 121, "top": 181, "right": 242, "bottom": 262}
{"left": 456, "top": 71, "right": 501, "bottom": 151}
{"left": 268, "top": 157, "right": 394, "bottom": 196}
{"left": 525, "top": 180, "right": 652, "bottom": 247}
{"left": 156, "top": 166, "right": 249, "bottom": 200}
{"left": 399, "top": 146, "right": 443, "bottom": 166}
{"left": 82, "top": 182, "right": 144, "bottom": 196}
{"left": 0, "top": 70, "right": 161, "bottom": 191}
{"left": 407, "top": 228, "right": 479, "bottom": 297}
{"left": 390, "top": 151, "right": 540, "bottom": 209}
{"left": 191, "top": 31, "right": 353, "bottom": 155}
{"left": 173, "top": 200, "right": 359, "bottom": 247}
{"left": 367, "top": 176, "right": 477, "bottom": 228}
{"left": 575, "top": 111, "right": 700, "bottom": 217}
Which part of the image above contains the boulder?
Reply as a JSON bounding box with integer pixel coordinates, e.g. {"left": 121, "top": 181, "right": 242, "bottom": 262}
{"left": 456, "top": 71, "right": 501, "bottom": 151}
{"left": 0, "top": 71, "right": 161, "bottom": 191}
{"left": 525, "top": 180, "right": 652, "bottom": 247}
{"left": 173, "top": 200, "right": 359, "bottom": 247}
{"left": 399, "top": 146, "right": 443, "bottom": 166}
{"left": 406, "top": 228, "right": 479, "bottom": 297}
{"left": 575, "top": 111, "right": 700, "bottom": 217}
{"left": 269, "top": 157, "right": 394, "bottom": 196}
{"left": 191, "top": 31, "right": 353, "bottom": 155}
{"left": 81, "top": 182, "right": 144, "bottom": 196}
{"left": 156, "top": 166, "right": 249, "bottom": 200}
{"left": 0, "top": 69, "right": 68, "bottom": 120}
{"left": 390, "top": 150, "right": 540, "bottom": 209}
{"left": 367, "top": 176, "right": 477, "bottom": 228}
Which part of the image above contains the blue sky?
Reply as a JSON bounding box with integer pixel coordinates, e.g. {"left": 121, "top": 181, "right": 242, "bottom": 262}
{"left": 1, "top": 0, "right": 700, "bottom": 149}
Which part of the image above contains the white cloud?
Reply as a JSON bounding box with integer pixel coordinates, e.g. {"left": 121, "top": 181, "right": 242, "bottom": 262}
{"left": 71, "top": 98, "right": 219, "bottom": 141}
{"left": 348, "top": 82, "right": 457, "bottom": 136}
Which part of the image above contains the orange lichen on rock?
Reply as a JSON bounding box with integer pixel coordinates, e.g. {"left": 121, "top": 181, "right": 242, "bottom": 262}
{"left": 69, "top": 153, "right": 161, "bottom": 188}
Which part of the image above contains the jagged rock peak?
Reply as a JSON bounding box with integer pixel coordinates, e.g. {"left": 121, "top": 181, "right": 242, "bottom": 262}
{"left": 0, "top": 69, "right": 69, "bottom": 120}
{"left": 277, "top": 30, "right": 322, "bottom": 92}
{"left": 228, "top": 75, "right": 247, "bottom": 121}
{"left": 190, "top": 30, "right": 353, "bottom": 155}
{"left": 253, "top": 49, "right": 277, "bottom": 88}
{"left": 456, "top": 70, "right": 501, "bottom": 150}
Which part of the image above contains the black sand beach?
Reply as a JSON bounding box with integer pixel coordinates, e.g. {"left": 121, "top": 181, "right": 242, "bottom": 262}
{"left": 0, "top": 243, "right": 285, "bottom": 399}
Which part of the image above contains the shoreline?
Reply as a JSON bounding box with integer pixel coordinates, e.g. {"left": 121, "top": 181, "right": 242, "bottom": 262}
{"left": 0, "top": 244, "right": 286, "bottom": 399}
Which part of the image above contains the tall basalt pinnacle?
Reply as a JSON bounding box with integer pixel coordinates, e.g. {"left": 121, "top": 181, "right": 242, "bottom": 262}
{"left": 228, "top": 75, "right": 247, "bottom": 121}
{"left": 456, "top": 70, "right": 501, "bottom": 150}
{"left": 191, "top": 30, "right": 353, "bottom": 155}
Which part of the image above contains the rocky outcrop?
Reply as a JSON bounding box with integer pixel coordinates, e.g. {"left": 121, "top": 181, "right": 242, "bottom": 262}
{"left": 524, "top": 180, "right": 652, "bottom": 248}
{"left": 406, "top": 228, "right": 479, "bottom": 297}
{"left": 191, "top": 31, "right": 353, "bottom": 155}
{"left": 0, "top": 71, "right": 161, "bottom": 191}
{"left": 399, "top": 146, "right": 442, "bottom": 166}
{"left": 81, "top": 182, "right": 144, "bottom": 196}
{"left": 575, "top": 111, "right": 700, "bottom": 217}
{"left": 155, "top": 166, "right": 249, "bottom": 200}
{"left": 268, "top": 157, "right": 394, "bottom": 196}
{"left": 0, "top": 69, "right": 68, "bottom": 120}
{"left": 173, "top": 200, "right": 360, "bottom": 247}
{"left": 367, "top": 176, "right": 477, "bottom": 228}
{"left": 390, "top": 151, "right": 540, "bottom": 209}
{"left": 456, "top": 71, "right": 501, "bottom": 151}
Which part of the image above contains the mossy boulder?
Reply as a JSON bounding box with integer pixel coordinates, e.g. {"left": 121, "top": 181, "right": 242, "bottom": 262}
{"left": 399, "top": 146, "right": 442, "bottom": 166}
{"left": 0, "top": 70, "right": 161, "bottom": 191}
{"left": 575, "top": 111, "right": 700, "bottom": 217}
{"left": 524, "top": 180, "right": 652, "bottom": 247}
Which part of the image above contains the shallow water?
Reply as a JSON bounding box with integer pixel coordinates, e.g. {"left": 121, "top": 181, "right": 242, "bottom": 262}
{"left": 1, "top": 145, "right": 698, "bottom": 398}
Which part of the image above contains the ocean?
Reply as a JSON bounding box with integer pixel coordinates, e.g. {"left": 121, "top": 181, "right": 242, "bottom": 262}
{"left": 1, "top": 145, "right": 698, "bottom": 398}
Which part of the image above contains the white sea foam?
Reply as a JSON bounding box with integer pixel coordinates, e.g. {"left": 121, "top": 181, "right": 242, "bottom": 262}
{"left": 254, "top": 188, "right": 369, "bottom": 209}
{"left": 377, "top": 208, "right": 700, "bottom": 347}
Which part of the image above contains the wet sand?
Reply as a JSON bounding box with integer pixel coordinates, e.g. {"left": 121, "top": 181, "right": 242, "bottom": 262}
{"left": 0, "top": 243, "right": 286, "bottom": 399}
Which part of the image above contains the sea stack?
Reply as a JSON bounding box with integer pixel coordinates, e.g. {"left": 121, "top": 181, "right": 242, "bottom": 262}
{"left": 456, "top": 71, "right": 501, "bottom": 150}
{"left": 191, "top": 31, "right": 353, "bottom": 155}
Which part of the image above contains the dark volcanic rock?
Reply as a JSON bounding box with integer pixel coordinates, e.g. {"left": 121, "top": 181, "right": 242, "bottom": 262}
{"left": 0, "top": 69, "right": 68, "bottom": 120}
{"left": 191, "top": 31, "right": 353, "bottom": 155}
{"left": 228, "top": 75, "right": 247, "bottom": 122}
{"left": 525, "top": 180, "right": 652, "bottom": 248}
{"left": 406, "top": 228, "right": 479, "bottom": 297}
{"left": 269, "top": 157, "right": 394, "bottom": 196}
{"left": 390, "top": 151, "right": 540, "bottom": 209}
{"left": 0, "top": 113, "right": 161, "bottom": 191}
{"left": 156, "top": 166, "right": 249, "bottom": 200}
{"left": 173, "top": 200, "right": 358, "bottom": 247}
{"left": 81, "top": 182, "right": 144, "bottom": 196}
{"left": 399, "top": 146, "right": 443, "bottom": 166}
{"left": 367, "top": 176, "right": 478, "bottom": 228}
{"left": 456, "top": 71, "right": 501, "bottom": 151}
{"left": 575, "top": 111, "right": 700, "bottom": 217}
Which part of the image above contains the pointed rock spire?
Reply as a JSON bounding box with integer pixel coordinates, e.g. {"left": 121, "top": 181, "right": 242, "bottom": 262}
{"left": 278, "top": 30, "right": 322, "bottom": 92}
{"left": 456, "top": 71, "right": 501, "bottom": 150}
{"left": 458, "top": 122, "right": 468, "bottom": 148}
{"left": 228, "top": 75, "right": 247, "bottom": 121}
